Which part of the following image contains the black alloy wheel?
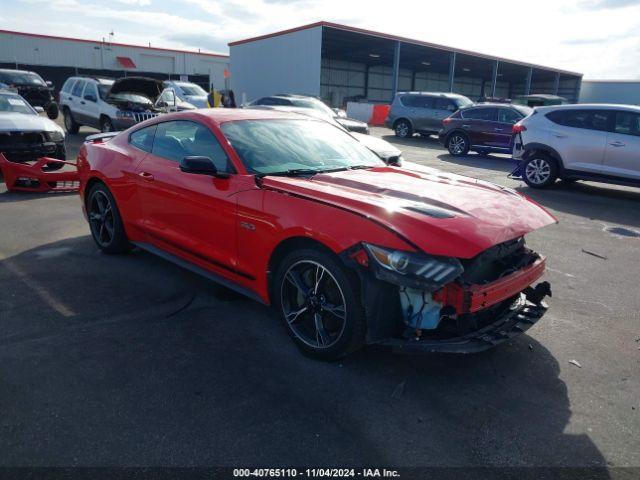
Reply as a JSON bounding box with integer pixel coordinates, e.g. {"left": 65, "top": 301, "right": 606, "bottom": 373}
{"left": 275, "top": 249, "right": 365, "bottom": 360}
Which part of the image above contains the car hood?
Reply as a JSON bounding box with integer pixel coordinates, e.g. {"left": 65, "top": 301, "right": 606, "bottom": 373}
{"left": 108, "top": 77, "right": 164, "bottom": 102}
{"left": 351, "top": 132, "right": 401, "bottom": 159}
{"left": 337, "top": 117, "right": 367, "bottom": 128}
{"left": 261, "top": 164, "right": 556, "bottom": 258}
{"left": 0, "top": 112, "right": 61, "bottom": 132}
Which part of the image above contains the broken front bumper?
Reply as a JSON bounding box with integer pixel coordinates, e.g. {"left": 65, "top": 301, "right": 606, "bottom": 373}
{"left": 379, "top": 286, "right": 549, "bottom": 354}
{"left": 0, "top": 153, "right": 79, "bottom": 193}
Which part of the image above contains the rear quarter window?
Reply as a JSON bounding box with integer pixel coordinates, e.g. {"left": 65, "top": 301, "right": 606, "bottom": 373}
{"left": 61, "top": 78, "right": 76, "bottom": 94}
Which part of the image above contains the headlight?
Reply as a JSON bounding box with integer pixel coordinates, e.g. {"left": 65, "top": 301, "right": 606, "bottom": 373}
{"left": 46, "top": 130, "right": 64, "bottom": 142}
{"left": 363, "top": 243, "right": 463, "bottom": 290}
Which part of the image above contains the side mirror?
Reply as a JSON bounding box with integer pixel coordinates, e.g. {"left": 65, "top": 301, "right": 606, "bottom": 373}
{"left": 46, "top": 81, "right": 53, "bottom": 88}
{"left": 156, "top": 101, "right": 168, "bottom": 108}
{"left": 34, "top": 106, "right": 45, "bottom": 113}
{"left": 180, "top": 156, "right": 229, "bottom": 178}
{"left": 84, "top": 94, "right": 97, "bottom": 102}
{"left": 333, "top": 108, "right": 347, "bottom": 118}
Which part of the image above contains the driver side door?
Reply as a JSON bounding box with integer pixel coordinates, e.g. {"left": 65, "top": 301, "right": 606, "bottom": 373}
{"left": 135, "top": 119, "right": 245, "bottom": 279}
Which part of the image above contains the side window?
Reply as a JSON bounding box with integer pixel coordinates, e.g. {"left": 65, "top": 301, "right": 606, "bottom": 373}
{"left": 129, "top": 125, "right": 156, "bottom": 153}
{"left": 71, "top": 80, "right": 85, "bottom": 97}
{"left": 83, "top": 83, "right": 98, "bottom": 101}
{"left": 61, "top": 79, "right": 75, "bottom": 94}
{"left": 614, "top": 111, "right": 640, "bottom": 137}
{"left": 497, "top": 108, "right": 522, "bottom": 125}
{"left": 462, "top": 108, "right": 496, "bottom": 121}
{"left": 434, "top": 98, "right": 456, "bottom": 112}
{"left": 591, "top": 111, "right": 610, "bottom": 132}
{"left": 413, "top": 96, "right": 435, "bottom": 109}
{"left": 152, "top": 120, "right": 233, "bottom": 172}
{"left": 547, "top": 110, "right": 610, "bottom": 131}
{"left": 400, "top": 95, "right": 415, "bottom": 107}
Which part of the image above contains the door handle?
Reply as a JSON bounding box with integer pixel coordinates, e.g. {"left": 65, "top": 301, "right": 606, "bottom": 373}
{"left": 80, "top": 101, "right": 86, "bottom": 105}
{"left": 553, "top": 133, "right": 567, "bottom": 138}
{"left": 609, "top": 141, "right": 625, "bottom": 147}
{"left": 138, "top": 171, "right": 154, "bottom": 181}
{"left": 462, "top": 124, "right": 470, "bottom": 129}
{"left": 68, "top": 97, "right": 73, "bottom": 101}
{"left": 494, "top": 128, "right": 503, "bottom": 132}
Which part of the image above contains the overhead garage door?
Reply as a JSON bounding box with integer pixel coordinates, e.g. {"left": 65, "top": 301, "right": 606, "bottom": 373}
{"left": 139, "top": 54, "right": 175, "bottom": 73}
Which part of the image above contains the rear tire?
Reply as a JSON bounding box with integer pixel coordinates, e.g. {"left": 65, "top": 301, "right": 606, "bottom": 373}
{"left": 394, "top": 120, "right": 413, "bottom": 138}
{"left": 522, "top": 154, "right": 558, "bottom": 188}
{"left": 63, "top": 108, "right": 79, "bottom": 134}
{"left": 87, "top": 183, "right": 130, "bottom": 254}
{"left": 273, "top": 248, "right": 365, "bottom": 361}
{"left": 447, "top": 132, "right": 470, "bottom": 156}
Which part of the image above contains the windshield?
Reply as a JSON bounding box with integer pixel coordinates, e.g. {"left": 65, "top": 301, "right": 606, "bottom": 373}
{"left": 0, "top": 71, "right": 46, "bottom": 86}
{"left": 454, "top": 96, "right": 474, "bottom": 109}
{"left": 177, "top": 83, "right": 207, "bottom": 96}
{"left": 0, "top": 93, "right": 36, "bottom": 114}
{"left": 221, "top": 119, "right": 384, "bottom": 175}
{"left": 291, "top": 98, "right": 335, "bottom": 117}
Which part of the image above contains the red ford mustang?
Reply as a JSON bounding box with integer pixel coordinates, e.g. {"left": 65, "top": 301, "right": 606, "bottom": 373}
{"left": 78, "top": 109, "right": 555, "bottom": 360}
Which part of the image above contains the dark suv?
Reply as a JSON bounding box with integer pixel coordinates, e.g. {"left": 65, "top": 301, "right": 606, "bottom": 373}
{"left": 438, "top": 104, "right": 532, "bottom": 156}
{"left": 0, "top": 69, "right": 59, "bottom": 119}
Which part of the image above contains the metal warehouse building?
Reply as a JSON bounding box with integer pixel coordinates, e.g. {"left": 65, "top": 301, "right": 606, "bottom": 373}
{"left": 0, "top": 30, "right": 229, "bottom": 92}
{"left": 229, "top": 21, "right": 583, "bottom": 107}
{"left": 579, "top": 80, "right": 640, "bottom": 105}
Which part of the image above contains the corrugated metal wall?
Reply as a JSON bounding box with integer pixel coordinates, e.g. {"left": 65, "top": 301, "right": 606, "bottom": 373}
{"left": 230, "top": 26, "right": 322, "bottom": 104}
{"left": 579, "top": 81, "right": 640, "bottom": 105}
{"left": 0, "top": 31, "right": 229, "bottom": 90}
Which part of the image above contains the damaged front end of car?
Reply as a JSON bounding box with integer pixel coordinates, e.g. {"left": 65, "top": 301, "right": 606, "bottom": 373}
{"left": 343, "top": 237, "right": 551, "bottom": 353}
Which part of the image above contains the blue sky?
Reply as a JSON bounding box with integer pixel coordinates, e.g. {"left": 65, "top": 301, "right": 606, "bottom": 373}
{"left": 1, "top": 0, "right": 639, "bottom": 78}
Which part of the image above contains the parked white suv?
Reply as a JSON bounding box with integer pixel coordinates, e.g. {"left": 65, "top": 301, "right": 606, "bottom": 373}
{"left": 513, "top": 104, "right": 640, "bottom": 188}
{"left": 59, "top": 76, "right": 195, "bottom": 133}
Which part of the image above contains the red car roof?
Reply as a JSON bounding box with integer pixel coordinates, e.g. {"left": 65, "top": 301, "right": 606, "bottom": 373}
{"left": 182, "top": 108, "right": 311, "bottom": 127}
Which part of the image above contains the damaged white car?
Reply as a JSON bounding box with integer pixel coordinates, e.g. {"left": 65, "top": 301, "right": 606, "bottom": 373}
{"left": 59, "top": 76, "right": 197, "bottom": 133}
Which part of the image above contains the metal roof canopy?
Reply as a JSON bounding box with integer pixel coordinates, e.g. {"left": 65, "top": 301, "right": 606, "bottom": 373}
{"left": 319, "top": 25, "right": 581, "bottom": 89}
{"left": 232, "top": 21, "right": 582, "bottom": 77}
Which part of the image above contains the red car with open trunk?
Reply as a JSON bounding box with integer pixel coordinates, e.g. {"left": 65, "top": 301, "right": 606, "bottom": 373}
{"left": 77, "top": 109, "right": 555, "bottom": 360}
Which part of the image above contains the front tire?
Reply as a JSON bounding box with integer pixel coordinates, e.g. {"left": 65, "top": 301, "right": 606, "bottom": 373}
{"left": 394, "top": 120, "right": 413, "bottom": 138}
{"left": 100, "top": 116, "right": 114, "bottom": 133}
{"left": 46, "top": 102, "right": 59, "bottom": 120}
{"left": 87, "top": 183, "right": 130, "bottom": 254}
{"left": 522, "top": 154, "right": 558, "bottom": 188}
{"left": 274, "top": 248, "right": 365, "bottom": 361}
{"left": 447, "top": 132, "right": 470, "bottom": 156}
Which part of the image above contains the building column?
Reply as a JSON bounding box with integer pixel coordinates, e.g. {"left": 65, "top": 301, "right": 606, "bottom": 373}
{"left": 411, "top": 70, "right": 416, "bottom": 91}
{"left": 491, "top": 60, "right": 499, "bottom": 97}
{"left": 448, "top": 52, "right": 457, "bottom": 92}
{"left": 391, "top": 41, "right": 401, "bottom": 99}
{"left": 364, "top": 64, "right": 369, "bottom": 99}
{"left": 574, "top": 77, "right": 582, "bottom": 103}
{"left": 553, "top": 72, "right": 560, "bottom": 95}
{"left": 524, "top": 67, "right": 533, "bottom": 95}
